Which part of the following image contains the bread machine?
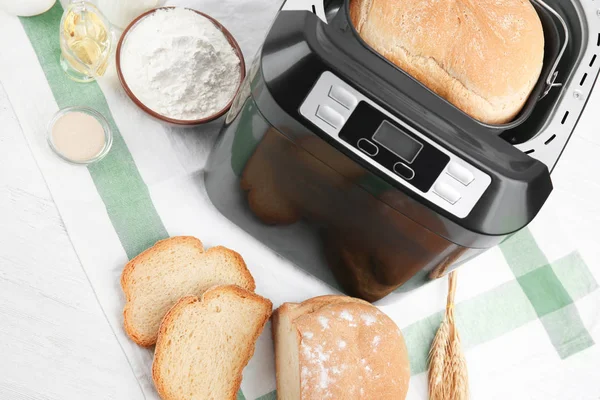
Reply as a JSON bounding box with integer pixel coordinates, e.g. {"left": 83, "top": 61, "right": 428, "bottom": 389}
{"left": 205, "top": 0, "right": 600, "bottom": 302}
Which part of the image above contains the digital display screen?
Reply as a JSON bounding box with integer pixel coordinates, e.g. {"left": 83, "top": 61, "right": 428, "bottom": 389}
{"left": 372, "top": 120, "right": 423, "bottom": 164}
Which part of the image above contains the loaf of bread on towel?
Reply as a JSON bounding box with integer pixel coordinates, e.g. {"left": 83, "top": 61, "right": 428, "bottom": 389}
{"left": 152, "top": 286, "right": 273, "bottom": 400}
{"left": 273, "top": 295, "right": 410, "bottom": 399}
{"left": 121, "top": 236, "right": 255, "bottom": 346}
{"left": 350, "top": 0, "right": 545, "bottom": 124}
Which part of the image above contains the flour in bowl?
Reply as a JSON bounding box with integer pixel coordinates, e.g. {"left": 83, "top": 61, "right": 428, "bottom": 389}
{"left": 120, "top": 8, "right": 241, "bottom": 121}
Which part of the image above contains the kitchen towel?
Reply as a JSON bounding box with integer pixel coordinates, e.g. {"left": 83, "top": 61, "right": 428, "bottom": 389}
{"left": 1, "top": 1, "right": 599, "bottom": 399}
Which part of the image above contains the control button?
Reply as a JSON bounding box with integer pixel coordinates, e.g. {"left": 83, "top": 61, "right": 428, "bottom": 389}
{"left": 316, "top": 105, "right": 345, "bottom": 129}
{"left": 393, "top": 162, "right": 415, "bottom": 180}
{"left": 357, "top": 138, "right": 379, "bottom": 157}
{"left": 329, "top": 86, "right": 358, "bottom": 109}
{"left": 433, "top": 182, "right": 461, "bottom": 205}
{"left": 447, "top": 162, "right": 474, "bottom": 186}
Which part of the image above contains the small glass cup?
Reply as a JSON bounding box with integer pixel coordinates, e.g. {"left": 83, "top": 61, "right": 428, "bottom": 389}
{"left": 47, "top": 106, "right": 113, "bottom": 165}
{"left": 59, "top": 1, "right": 115, "bottom": 83}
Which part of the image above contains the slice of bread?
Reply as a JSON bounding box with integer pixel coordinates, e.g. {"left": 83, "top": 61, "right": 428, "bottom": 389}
{"left": 152, "top": 286, "right": 273, "bottom": 400}
{"left": 121, "top": 236, "right": 256, "bottom": 346}
{"left": 273, "top": 295, "right": 410, "bottom": 400}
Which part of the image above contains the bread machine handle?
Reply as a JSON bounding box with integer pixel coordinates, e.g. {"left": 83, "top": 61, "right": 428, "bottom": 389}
{"left": 532, "top": 0, "right": 569, "bottom": 100}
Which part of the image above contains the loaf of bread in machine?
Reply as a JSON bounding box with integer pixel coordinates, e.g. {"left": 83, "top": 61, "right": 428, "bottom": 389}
{"left": 350, "top": 0, "right": 545, "bottom": 124}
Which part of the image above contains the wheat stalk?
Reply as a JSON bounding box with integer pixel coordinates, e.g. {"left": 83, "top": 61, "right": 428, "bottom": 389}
{"left": 428, "top": 271, "right": 469, "bottom": 400}
{"left": 428, "top": 317, "right": 449, "bottom": 400}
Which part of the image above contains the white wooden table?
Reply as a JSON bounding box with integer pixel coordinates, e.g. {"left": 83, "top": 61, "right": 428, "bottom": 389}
{"left": 2, "top": 29, "right": 600, "bottom": 398}
{"left": 0, "top": 84, "right": 141, "bottom": 399}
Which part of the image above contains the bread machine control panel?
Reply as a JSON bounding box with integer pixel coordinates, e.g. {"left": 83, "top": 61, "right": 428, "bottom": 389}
{"left": 299, "top": 71, "right": 492, "bottom": 219}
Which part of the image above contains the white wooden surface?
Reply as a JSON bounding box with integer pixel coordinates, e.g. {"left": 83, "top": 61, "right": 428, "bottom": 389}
{"left": 0, "top": 84, "right": 141, "bottom": 399}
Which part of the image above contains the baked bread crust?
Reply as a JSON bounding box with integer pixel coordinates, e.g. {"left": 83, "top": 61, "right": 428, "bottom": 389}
{"left": 274, "top": 295, "right": 410, "bottom": 399}
{"left": 350, "top": 0, "right": 545, "bottom": 124}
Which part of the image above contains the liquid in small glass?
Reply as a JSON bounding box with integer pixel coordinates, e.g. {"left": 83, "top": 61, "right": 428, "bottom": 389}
{"left": 59, "top": 1, "right": 113, "bottom": 83}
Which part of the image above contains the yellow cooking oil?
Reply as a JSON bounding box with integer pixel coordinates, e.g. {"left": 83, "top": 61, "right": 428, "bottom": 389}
{"left": 60, "top": 2, "right": 112, "bottom": 82}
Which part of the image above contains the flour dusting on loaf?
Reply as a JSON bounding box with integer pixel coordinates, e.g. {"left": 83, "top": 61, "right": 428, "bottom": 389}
{"left": 273, "top": 295, "right": 410, "bottom": 400}
{"left": 350, "top": 0, "right": 545, "bottom": 124}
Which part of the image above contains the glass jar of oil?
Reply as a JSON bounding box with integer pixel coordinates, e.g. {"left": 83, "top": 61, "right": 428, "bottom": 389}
{"left": 60, "top": 1, "right": 113, "bottom": 83}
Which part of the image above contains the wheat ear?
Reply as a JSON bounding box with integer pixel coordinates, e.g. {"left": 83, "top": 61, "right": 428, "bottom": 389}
{"left": 428, "top": 271, "right": 469, "bottom": 400}
{"left": 428, "top": 317, "right": 450, "bottom": 400}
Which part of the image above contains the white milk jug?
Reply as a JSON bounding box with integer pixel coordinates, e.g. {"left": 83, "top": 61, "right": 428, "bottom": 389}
{"left": 0, "top": 0, "right": 57, "bottom": 16}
